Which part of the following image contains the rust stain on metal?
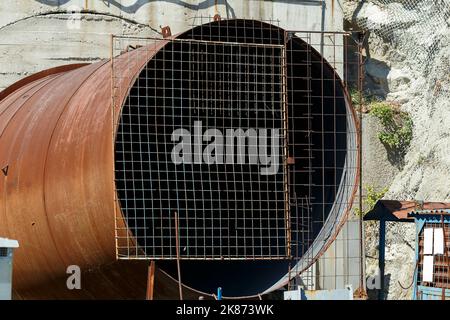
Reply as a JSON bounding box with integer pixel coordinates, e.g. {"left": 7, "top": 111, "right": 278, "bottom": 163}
{"left": 0, "top": 40, "right": 170, "bottom": 299}
{"left": 146, "top": 261, "right": 155, "bottom": 300}
{"left": 0, "top": 64, "right": 88, "bottom": 103}
{"left": 365, "top": 200, "right": 450, "bottom": 221}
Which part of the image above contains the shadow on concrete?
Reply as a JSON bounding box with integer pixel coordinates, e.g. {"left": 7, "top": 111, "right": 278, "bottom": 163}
{"left": 35, "top": 0, "right": 236, "bottom": 18}
{"left": 35, "top": 0, "right": 324, "bottom": 18}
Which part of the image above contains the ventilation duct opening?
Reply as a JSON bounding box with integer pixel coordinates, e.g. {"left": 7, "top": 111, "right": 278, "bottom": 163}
{"left": 113, "top": 20, "right": 357, "bottom": 297}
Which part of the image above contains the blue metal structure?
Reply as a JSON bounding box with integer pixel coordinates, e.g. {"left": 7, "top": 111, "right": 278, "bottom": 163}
{"left": 409, "top": 210, "right": 450, "bottom": 300}
{"left": 217, "top": 287, "right": 222, "bottom": 300}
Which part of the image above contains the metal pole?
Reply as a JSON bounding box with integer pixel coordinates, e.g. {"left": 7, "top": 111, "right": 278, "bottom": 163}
{"left": 175, "top": 212, "right": 183, "bottom": 300}
{"left": 378, "top": 219, "right": 385, "bottom": 300}
{"left": 357, "top": 32, "right": 367, "bottom": 298}
{"left": 287, "top": 262, "right": 292, "bottom": 291}
{"left": 146, "top": 261, "right": 155, "bottom": 300}
{"left": 441, "top": 214, "right": 447, "bottom": 300}
{"left": 110, "top": 34, "right": 120, "bottom": 259}
{"left": 282, "top": 33, "right": 292, "bottom": 259}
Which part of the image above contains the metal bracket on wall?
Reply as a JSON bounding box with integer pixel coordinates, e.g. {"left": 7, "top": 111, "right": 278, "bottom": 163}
{"left": 161, "top": 26, "right": 172, "bottom": 38}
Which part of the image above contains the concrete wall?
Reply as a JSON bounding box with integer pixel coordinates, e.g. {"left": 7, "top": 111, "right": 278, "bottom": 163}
{"left": 0, "top": 0, "right": 344, "bottom": 90}
{"left": 317, "top": 219, "right": 361, "bottom": 291}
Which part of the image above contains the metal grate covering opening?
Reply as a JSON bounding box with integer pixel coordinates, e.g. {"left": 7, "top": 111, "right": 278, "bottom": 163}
{"left": 112, "top": 19, "right": 358, "bottom": 273}
{"left": 115, "top": 38, "right": 290, "bottom": 259}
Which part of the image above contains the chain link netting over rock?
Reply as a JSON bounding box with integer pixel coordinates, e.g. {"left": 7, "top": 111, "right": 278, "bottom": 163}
{"left": 345, "top": 0, "right": 450, "bottom": 98}
{"left": 344, "top": 0, "right": 450, "bottom": 198}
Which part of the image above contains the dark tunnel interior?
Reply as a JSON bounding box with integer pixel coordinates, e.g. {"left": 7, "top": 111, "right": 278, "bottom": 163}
{"left": 114, "top": 20, "right": 349, "bottom": 296}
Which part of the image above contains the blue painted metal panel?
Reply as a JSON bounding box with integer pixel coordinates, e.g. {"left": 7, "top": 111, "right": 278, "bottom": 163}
{"left": 412, "top": 219, "right": 425, "bottom": 300}
{"left": 417, "top": 286, "right": 450, "bottom": 300}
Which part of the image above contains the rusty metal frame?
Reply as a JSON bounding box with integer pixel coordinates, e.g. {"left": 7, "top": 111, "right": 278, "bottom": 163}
{"left": 356, "top": 31, "right": 368, "bottom": 298}
{"left": 281, "top": 38, "right": 292, "bottom": 259}
{"left": 112, "top": 35, "right": 291, "bottom": 261}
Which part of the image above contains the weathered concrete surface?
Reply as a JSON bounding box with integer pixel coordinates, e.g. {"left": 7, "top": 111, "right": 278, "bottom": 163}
{"left": 0, "top": 0, "right": 344, "bottom": 90}
{"left": 0, "top": 1, "right": 343, "bottom": 32}
{"left": 362, "top": 114, "right": 401, "bottom": 187}
{"left": 0, "top": 13, "right": 158, "bottom": 90}
{"left": 317, "top": 219, "right": 361, "bottom": 292}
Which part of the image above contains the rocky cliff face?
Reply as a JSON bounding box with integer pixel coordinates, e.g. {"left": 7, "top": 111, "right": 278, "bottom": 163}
{"left": 345, "top": 0, "right": 450, "bottom": 201}
{"left": 344, "top": 0, "right": 450, "bottom": 299}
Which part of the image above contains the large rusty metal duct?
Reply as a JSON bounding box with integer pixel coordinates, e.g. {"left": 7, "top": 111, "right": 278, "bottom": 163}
{"left": 0, "top": 19, "right": 358, "bottom": 299}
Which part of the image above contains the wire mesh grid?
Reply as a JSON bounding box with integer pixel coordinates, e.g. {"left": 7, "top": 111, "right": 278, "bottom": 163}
{"left": 281, "top": 29, "right": 361, "bottom": 290}
{"left": 112, "top": 20, "right": 361, "bottom": 267}
{"left": 113, "top": 35, "right": 292, "bottom": 260}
